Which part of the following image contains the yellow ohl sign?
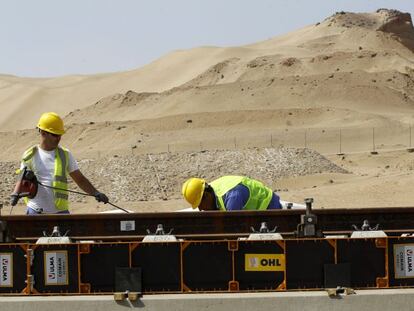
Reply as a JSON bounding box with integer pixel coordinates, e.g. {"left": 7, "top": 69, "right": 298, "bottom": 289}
{"left": 245, "top": 254, "right": 285, "bottom": 272}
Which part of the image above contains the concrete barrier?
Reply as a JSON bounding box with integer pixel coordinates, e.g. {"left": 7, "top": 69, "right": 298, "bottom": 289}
{"left": 1, "top": 289, "right": 414, "bottom": 311}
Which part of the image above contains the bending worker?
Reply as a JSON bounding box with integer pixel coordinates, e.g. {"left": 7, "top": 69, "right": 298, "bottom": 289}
{"left": 182, "top": 176, "right": 282, "bottom": 211}
{"left": 10, "top": 112, "right": 108, "bottom": 214}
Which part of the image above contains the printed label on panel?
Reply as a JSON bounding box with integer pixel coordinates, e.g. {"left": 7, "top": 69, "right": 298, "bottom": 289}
{"left": 394, "top": 244, "right": 414, "bottom": 279}
{"left": 44, "top": 251, "right": 69, "bottom": 285}
{"left": 245, "top": 254, "right": 285, "bottom": 272}
{"left": 120, "top": 220, "right": 135, "bottom": 231}
{"left": 0, "top": 253, "right": 13, "bottom": 287}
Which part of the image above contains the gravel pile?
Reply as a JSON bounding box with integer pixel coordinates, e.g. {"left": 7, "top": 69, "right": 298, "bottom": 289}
{"left": 0, "top": 147, "right": 348, "bottom": 206}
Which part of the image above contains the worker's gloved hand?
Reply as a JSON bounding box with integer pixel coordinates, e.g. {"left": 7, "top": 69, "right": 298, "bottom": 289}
{"left": 10, "top": 193, "right": 19, "bottom": 206}
{"left": 94, "top": 191, "right": 109, "bottom": 204}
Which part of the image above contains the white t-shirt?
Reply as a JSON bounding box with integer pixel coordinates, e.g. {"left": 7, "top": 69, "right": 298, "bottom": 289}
{"left": 21, "top": 146, "right": 79, "bottom": 214}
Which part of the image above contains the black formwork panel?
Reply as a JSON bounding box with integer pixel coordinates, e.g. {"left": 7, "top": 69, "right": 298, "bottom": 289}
{"left": 286, "top": 239, "right": 334, "bottom": 289}
{"left": 183, "top": 241, "right": 232, "bottom": 291}
{"left": 32, "top": 244, "right": 79, "bottom": 294}
{"left": 337, "top": 238, "right": 386, "bottom": 288}
{"left": 0, "top": 244, "right": 27, "bottom": 294}
{"left": 388, "top": 237, "right": 414, "bottom": 287}
{"left": 131, "top": 242, "right": 181, "bottom": 292}
{"left": 235, "top": 240, "right": 284, "bottom": 290}
{"left": 81, "top": 243, "right": 129, "bottom": 292}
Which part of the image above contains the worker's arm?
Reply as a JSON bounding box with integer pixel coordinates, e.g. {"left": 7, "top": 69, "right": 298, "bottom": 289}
{"left": 10, "top": 164, "right": 27, "bottom": 206}
{"left": 223, "top": 184, "right": 249, "bottom": 210}
{"left": 267, "top": 193, "right": 283, "bottom": 209}
{"left": 10, "top": 183, "right": 21, "bottom": 206}
{"left": 12, "top": 183, "right": 20, "bottom": 194}
{"left": 69, "top": 169, "right": 97, "bottom": 194}
{"left": 69, "top": 169, "right": 108, "bottom": 203}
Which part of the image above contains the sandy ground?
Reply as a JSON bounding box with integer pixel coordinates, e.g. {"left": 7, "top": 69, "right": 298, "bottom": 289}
{"left": 1, "top": 9, "right": 414, "bottom": 214}
{"left": 277, "top": 149, "right": 414, "bottom": 209}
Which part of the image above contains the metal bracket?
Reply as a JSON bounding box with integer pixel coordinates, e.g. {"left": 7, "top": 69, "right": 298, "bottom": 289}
{"left": 327, "top": 286, "right": 356, "bottom": 298}
{"left": 42, "top": 226, "right": 70, "bottom": 237}
{"left": 25, "top": 248, "right": 34, "bottom": 267}
{"left": 295, "top": 198, "right": 322, "bottom": 238}
{"left": 114, "top": 291, "right": 141, "bottom": 302}
{"left": 351, "top": 220, "right": 386, "bottom": 238}
{"left": 250, "top": 222, "right": 277, "bottom": 233}
{"left": 146, "top": 224, "right": 173, "bottom": 235}
{"left": 37, "top": 226, "right": 72, "bottom": 244}
{"left": 25, "top": 274, "right": 35, "bottom": 293}
{"left": 352, "top": 220, "right": 379, "bottom": 231}
{"left": 143, "top": 224, "right": 177, "bottom": 242}
{"left": 246, "top": 222, "right": 283, "bottom": 240}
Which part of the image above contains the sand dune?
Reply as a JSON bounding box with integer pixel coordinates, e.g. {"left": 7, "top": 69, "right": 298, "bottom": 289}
{"left": 1, "top": 9, "right": 413, "bottom": 132}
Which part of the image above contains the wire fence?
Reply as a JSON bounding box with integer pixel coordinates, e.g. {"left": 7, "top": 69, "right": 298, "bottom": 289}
{"left": 79, "top": 125, "right": 414, "bottom": 159}
{"left": 164, "top": 126, "right": 413, "bottom": 155}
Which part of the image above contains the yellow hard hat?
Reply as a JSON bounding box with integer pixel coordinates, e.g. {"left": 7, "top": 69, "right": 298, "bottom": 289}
{"left": 37, "top": 112, "right": 65, "bottom": 135}
{"left": 182, "top": 178, "right": 206, "bottom": 208}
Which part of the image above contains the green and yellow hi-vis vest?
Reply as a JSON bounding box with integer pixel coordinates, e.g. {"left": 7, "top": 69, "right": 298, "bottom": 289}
{"left": 21, "top": 145, "right": 69, "bottom": 211}
{"left": 210, "top": 176, "right": 273, "bottom": 211}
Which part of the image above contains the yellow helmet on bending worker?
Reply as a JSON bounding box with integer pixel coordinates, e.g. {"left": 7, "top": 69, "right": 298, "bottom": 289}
{"left": 182, "top": 178, "right": 206, "bottom": 208}
{"left": 37, "top": 112, "right": 65, "bottom": 135}
{"left": 182, "top": 176, "right": 282, "bottom": 211}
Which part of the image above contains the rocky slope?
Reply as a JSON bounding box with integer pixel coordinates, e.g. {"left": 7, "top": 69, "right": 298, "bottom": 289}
{"left": 0, "top": 147, "right": 347, "bottom": 209}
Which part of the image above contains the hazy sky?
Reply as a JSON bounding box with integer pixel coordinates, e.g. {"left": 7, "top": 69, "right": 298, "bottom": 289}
{"left": 1, "top": 0, "right": 413, "bottom": 77}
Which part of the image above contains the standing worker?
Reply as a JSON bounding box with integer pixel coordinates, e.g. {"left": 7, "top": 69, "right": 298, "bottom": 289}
{"left": 10, "top": 112, "right": 108, "bottom": 214}
{"left": 182, "top": 176, "right": 282, "bottom": 211}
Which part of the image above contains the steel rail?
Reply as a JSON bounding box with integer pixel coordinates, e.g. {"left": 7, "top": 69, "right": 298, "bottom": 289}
{"left": 2, "top": 207, "right": 414, "bottom": 242}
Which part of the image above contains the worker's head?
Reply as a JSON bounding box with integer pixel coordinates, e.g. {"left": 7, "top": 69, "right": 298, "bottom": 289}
{"left": 37, "top": 112, "right": 65, "bottom": 136}
{"left": 182, "top": 178, "right": 216, "bottom": 211}
{"left": 37, "top": 112, "right": 64, "bottom": 149}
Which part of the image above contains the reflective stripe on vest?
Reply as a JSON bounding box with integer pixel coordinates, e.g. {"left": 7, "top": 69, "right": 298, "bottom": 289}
{"left": 210, "top": 176, "right": 273, "bottom": 211}
{"left": 22, "top": 145, "right": 69, "bottom": 211}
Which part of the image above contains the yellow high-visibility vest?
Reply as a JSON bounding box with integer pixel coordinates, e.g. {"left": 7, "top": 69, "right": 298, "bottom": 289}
{"left": 21, "top": 145, "right": 69, "bottom": 211}
{"left": 210, "top": 176, "right": 273, "bottom": 211}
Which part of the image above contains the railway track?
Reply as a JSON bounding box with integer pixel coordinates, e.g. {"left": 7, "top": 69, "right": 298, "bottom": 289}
{"left": 2, "top": 206, "right": 414, "bottom": 241}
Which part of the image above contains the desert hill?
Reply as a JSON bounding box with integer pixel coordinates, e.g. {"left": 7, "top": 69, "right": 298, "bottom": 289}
{"left": 63, "top": 9, "right": 414, "bottom": 128}
{"left": 1, "top": 9, "right": 414, "bottom": 134}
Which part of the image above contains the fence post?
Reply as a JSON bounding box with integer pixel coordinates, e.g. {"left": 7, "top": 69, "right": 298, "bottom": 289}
{"left": 408, "top": 125, "right": 414, "bottom": 152}
{"left": 337, "top": 129, "right": 344, "bottom": 155}
{"left": 270, "top": 134, "right": 273, "bottom": 148}
{"left": 304, "top": 129, "right": 307, "bottom": 149}
{"left": 371, "top": 127, "right": 378, "bottom": 154}
{"left": 234, "top": 137, "right": 237, "bottom": 149}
